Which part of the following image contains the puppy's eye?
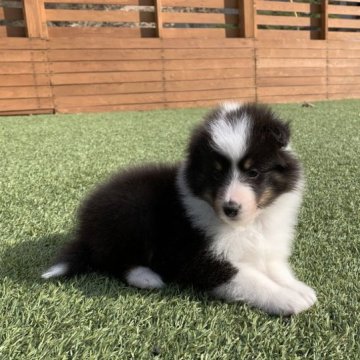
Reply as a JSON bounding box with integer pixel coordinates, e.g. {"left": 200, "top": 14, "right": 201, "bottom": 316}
{"left": 214, "top": 161, "right": 223, "bottom": 172}
{"left": 247, "top": 169, "right": 259, "bottom": 178}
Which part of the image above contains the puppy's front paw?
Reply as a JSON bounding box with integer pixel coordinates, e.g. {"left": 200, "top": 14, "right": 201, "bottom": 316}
{"left": 266, "top": 287, "right": 315, "bottom": 316}
{"left": 290, "top": 281, "right": 317, "bottom": 307}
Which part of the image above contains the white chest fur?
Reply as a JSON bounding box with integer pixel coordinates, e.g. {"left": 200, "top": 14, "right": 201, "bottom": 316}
{"left": 210, "top": 190, "right": 303, "bottom": 268}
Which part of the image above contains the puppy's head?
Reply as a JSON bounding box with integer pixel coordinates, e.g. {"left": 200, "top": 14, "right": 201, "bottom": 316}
{"left": 183, "top": 102, "right": 301, "bottom": 227}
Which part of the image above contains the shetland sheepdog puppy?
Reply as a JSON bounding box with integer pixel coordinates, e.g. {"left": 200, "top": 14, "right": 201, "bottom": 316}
{"left": 42, "top": 102, "right": 316, "bottom": 315}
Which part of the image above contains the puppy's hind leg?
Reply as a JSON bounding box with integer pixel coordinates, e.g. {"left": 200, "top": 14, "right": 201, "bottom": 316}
{"left": 125, "top": 266, "right": 165, "bottom": 290}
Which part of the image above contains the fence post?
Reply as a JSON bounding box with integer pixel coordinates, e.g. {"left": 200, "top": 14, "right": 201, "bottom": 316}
{"left": 154, "top": 0, "right": 163, "bottom": 38}
{"left": 321, "top": 0, "right": 328, "bottom": 40}
{"left": 239, "top": 0, "right": 256, "bottom": 38}
{"left": 22, "top": 0, "right": 48, "bottom": 38}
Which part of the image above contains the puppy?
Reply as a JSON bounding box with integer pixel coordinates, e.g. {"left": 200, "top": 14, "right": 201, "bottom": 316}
{"left": 42, "top": 102, "right": 316, "bottom": 315}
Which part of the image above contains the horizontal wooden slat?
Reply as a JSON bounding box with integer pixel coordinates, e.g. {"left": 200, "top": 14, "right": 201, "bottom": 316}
{"left": 55, "top": 92, "right": 165, "bottom": 107}
{"left": 56, "top": 102, "right": 166, "bottom": 113}
{"left": 161, "top": 0, "right": 238, "bottom": 8}
{"left": 164, "top": 68, "right": 254, "bottom": 81}
{"left": 0, "top": 97, "right": 53, "bottom": 112}
{"left": 328, "top": 5, "right": 360, "bottom": 16}
{"left": 161, "top": 28, "right": 239, "bottom": 38}
{"left": 165, "top": 78, "right": 254, "bottom": 91}
{"left": 163, "top": 58, "right": 253, "bottom": 70}
{"left": 257, "top": 85, "right": 326, "bottom": 97}
{"left": 328, "top": 49, "right": 360, "bottom": 59}
{"left": 256, "top": 29, "right": 322, "bottom": 40}
{"left": 0, "top": 38, "right": 45, "bottom": 49}
{"left": 256, "top": 39, "right": 326, "bottom": 49}
{"left": 328, "top": 76, "right": 360, "bottom": 84}
{"left": 328, "top": 93, "right": 360, "bottom": 100}
{"left": 53, "top": 78, "right": 254, "bottom": 97}
{"left": 0, "top": 86, "right": 52, "bottom": 99}
{"left": 165, "top": 98, "right": 255, "bottom": 110}
{"left": 165, "top": 88, "right": 255, "bottom": 102}
{"left": 257, "top": 58, "right": 326, "bottom": 68}
{"left": 328, "top": 84, "right": 360, "bottom": 94}
{"left": 56, "top": 96, "right": 258, "bottom": 113}
{"left": 257, "top": 76, "right": 326, "bottom": 87}
{"left": 0, "top": 74, "right": 50, "bottom": 86}
{"left": 161, "top": 38, "right": 254, "bottom": 48}
{"left": 47, "top": 37, "right": 253, "bottom": 49}
{"left": 327, "top": 40, "right": 360, "bottom": 50}
{"left": 0, "top": 62, "right": 48, "bottom": 74}
{"left": 0, "top": 50, "right": 46, "bottom": 62}
{"left": 48, "top": 27, "right": 156, "bottom": 38}
{"left": 163, "top": 48, "right": 253, "bottom": 59}
{"left": 329, "top": 59, "right": 360, "bottom": 67}
{"left": 45, "top": 0, "right": 154, "bottom": 4}
{"left": 258, "top": 94, "right": 326, "bottom": 103}
{"left": 45, "top": 9, "right": 155, "bottom": 22}
{"left": 49, "top": 37, "right": 162, "bottom": 49}
{"left": 328, "top": 68, "right": 360, "bottom": 77}
{"left": 257, "top": 67, "right": 326, "bottom": 77}
{"left": 257, "top": 48, "right": 326, "bottom": 59}
{"left": 50, "top": 58, "right": 253, "bottom": 73}
{"left": 53, "top": 82, "right": 163, "bottom": 96}
{"left": 328, "top": 18, "right": 360, "bottom": 29}
{"left": 51, "top": 71, "right": 163, "bottom": 85}
{"left": 162, "top": 12, "right": 238, "bottom": 24}
{"left": 50, "top": 60, "right": 163, "bottom": 73}
{"left": 257, "top": 15, "right": 321, "bottom": 27}
{"left": 328, "top": 32, "right": 360, "bottom": 40}
{"left": 55, "top": 88, "right": 255, "bottom": 108}
{"left": 256, "top": 0, "right": 321, "bottom": 14}
{"left": 94, "top": 61, "right": 161, "bottom": 72}
{"left": 48, "top": 49, "right": 162, "bottom": 61}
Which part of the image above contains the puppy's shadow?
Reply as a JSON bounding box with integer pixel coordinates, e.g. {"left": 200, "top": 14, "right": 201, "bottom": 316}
{"left": 2, "top": 234, "right": 218, "bottom": 305}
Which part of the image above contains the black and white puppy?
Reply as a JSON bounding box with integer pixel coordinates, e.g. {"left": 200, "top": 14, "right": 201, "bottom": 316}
{"left": 42, "top": 102, "right": 317, "bottom": 315}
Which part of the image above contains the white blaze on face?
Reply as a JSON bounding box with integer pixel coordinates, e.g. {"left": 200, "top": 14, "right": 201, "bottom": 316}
{"left": 209, "top": 108, "right": 250, "bottom": 162}
{"left": 209, "top": 106, "right": 258, "bottom": 226}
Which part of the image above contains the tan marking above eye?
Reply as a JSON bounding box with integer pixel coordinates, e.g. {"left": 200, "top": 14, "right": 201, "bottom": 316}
{"left": 243, "top": 158, "right": 253, "bottom": 170}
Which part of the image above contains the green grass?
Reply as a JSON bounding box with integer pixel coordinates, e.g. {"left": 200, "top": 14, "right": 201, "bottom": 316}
{"left": 0, "top": 100, "right": 359, "bottom": 359}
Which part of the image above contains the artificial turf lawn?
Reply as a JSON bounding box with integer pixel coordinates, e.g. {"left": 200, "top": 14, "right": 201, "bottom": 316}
{"left": 0, "top": 100, "right": 359, "bottom": 359}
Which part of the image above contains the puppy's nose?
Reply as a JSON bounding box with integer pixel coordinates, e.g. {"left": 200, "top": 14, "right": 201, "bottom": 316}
{"left": 223, "top": 201, "right": 241, "bottom": 218}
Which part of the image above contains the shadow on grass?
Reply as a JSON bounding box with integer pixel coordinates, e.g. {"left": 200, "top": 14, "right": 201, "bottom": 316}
{"left": 1, "top": 233, "right": 224, "bottom": 307}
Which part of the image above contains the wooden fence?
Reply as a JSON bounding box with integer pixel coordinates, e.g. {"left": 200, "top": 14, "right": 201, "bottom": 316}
{"left": 0, "top": 0, "right": 360, "bottom": 115}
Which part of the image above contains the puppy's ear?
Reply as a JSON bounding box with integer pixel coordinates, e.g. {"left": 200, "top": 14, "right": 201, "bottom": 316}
{"left": 268, "top": 120, "right": 290, "bottom": 148}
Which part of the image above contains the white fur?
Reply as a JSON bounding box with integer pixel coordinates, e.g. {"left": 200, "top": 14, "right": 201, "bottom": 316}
{"left": 220, "top": 101, "right": 243, "bottom": 113}
{"left": 125, "top": 266, "right": 164, "bottom": 289}
{"left": 41, "top": 263, "right": 68, "bottom": 279}
{"left": 209, "top": 109, "right": 250, "bottom": 161}
{"left": 177, "top": 166, "right": 316, "bottom": 315}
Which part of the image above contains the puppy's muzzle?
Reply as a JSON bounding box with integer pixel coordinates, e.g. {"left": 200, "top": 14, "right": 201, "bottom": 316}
{"left": 222, "top": 201, "right": 241, "bottom": 219}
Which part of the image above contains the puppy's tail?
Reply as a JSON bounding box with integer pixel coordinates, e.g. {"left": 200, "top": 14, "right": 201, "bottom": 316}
{"left": 41, "top": 240, "right": 91, "bottom": 280}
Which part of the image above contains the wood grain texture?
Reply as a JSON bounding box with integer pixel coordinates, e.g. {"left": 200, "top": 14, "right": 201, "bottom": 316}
{"left": 1, "top": 31, "right": 360, "bottom": 114}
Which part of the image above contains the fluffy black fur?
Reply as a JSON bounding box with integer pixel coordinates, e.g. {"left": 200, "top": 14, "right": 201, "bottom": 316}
{"left": 56, "top": 165, "right": 237, "bottom": 289}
